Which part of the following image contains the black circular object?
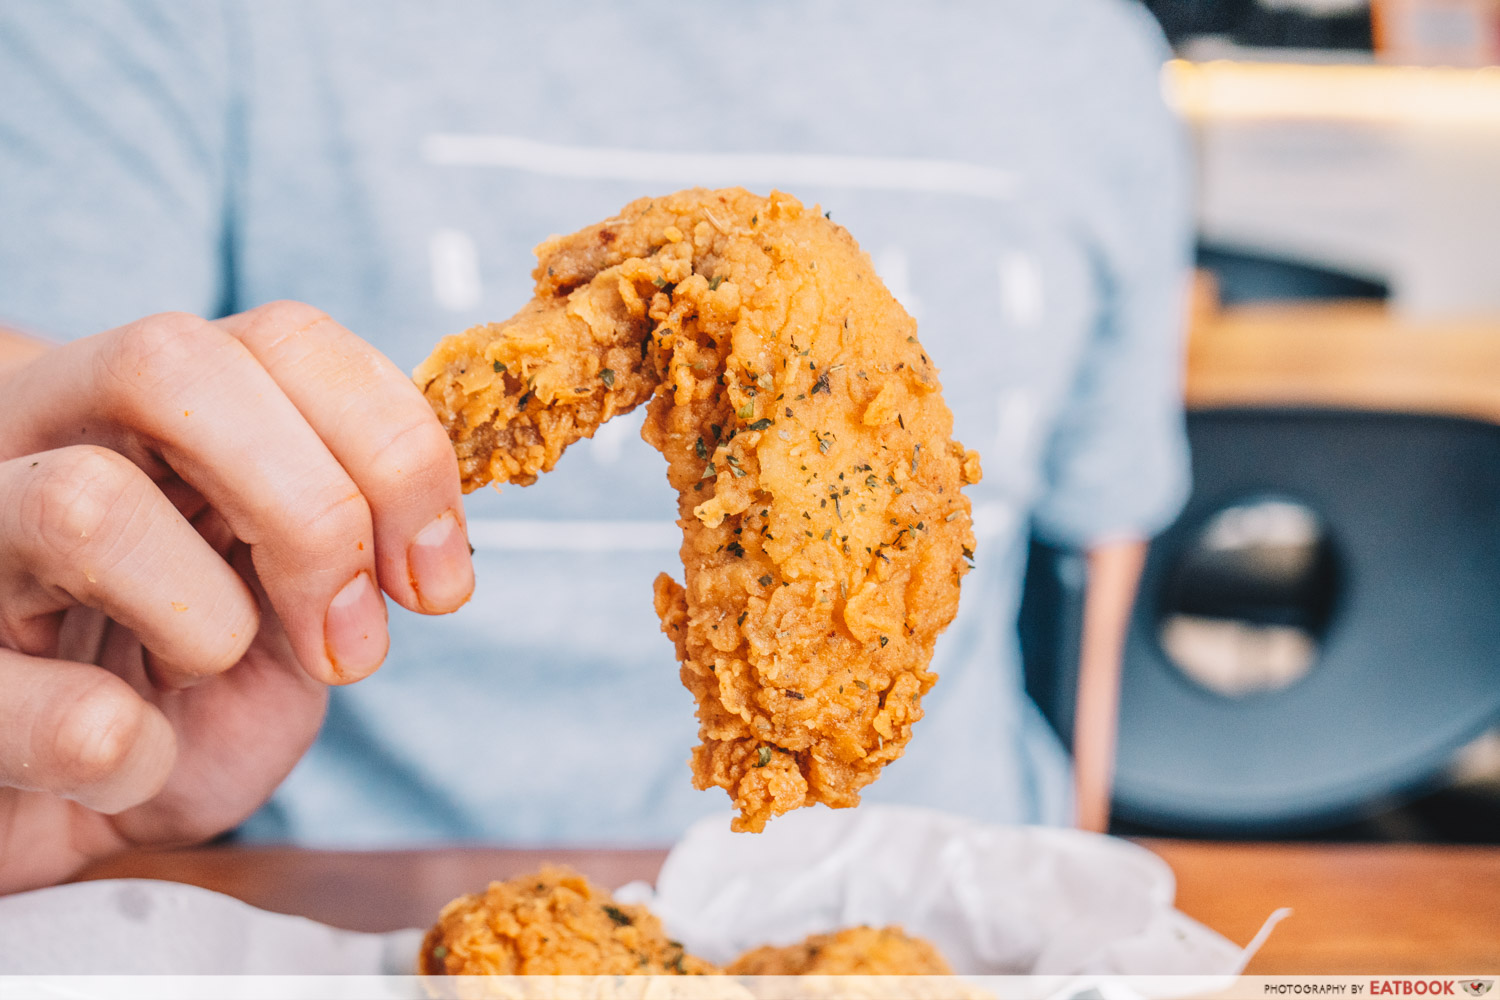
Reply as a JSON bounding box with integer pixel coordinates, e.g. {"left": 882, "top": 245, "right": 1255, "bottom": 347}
{"left": 1114, "top": 409, "right": 1500, "bottom": 834}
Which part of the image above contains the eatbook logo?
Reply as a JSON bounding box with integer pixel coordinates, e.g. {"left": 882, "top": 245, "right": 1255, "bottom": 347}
{"left": 1461, "top": 983, "right": 1493, "bottom": 997}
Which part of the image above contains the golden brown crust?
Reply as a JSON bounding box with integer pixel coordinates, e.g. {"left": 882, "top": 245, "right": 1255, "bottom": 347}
{"left": 419, "top": 866, "right": 717, "bottom": 976}
{"left": 416, "top": 189, "right": 981, "bottom": 832}
{"left": 726, "top": 926, "right": 953, "bottom": 976}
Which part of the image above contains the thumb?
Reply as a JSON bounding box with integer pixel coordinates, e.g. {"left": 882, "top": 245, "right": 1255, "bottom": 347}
{"left": 0, "top": 649, "right": 177, "bottom": 814}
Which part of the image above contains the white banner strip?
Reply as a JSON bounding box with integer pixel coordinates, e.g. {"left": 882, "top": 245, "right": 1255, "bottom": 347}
{"left": 467, "top": 505, "right": 1012, "bottom": 553}
{"left": 5, "top": 975, "right": 1494, "bottom": 1000}
{"left": 422, "top": 133, "right": 1020, "bottom": 201}
{"left": 466, "top": 517, "right": 680, "bottom": 552}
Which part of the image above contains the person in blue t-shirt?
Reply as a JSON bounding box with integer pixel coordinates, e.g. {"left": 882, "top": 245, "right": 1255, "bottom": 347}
{"left": 0, "top": 1, "right": 1191, "bottom": 892}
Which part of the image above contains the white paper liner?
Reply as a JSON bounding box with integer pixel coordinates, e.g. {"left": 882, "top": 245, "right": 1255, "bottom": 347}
{"left": 619, "top": 805, "right": 1250, "bottom": 975}
{"left": 0, "top": 804, "right": 1279, "bottom": 991}
{"left": 0, "top": 878, "right": 421, "bottom": 975}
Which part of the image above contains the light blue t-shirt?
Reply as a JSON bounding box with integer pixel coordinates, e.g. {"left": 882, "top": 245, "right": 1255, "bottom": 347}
{"left": 0, "top": 0, "right": 1190, "bottom": 846}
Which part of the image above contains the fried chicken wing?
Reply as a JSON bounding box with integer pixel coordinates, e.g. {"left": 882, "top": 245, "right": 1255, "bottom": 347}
{"left": 419, "top": 866, "right": 718, "bottom": 976}
{"left": 416, "top": 189, "right": 981, "bottom": 832}
{"left": 726, "top": 925, "right": 953, "bottom": 976}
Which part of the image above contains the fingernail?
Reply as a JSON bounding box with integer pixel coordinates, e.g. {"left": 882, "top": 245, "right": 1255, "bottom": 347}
{"left": 408, "top": 510, "right": 475, "bottom": 613}
{"left": 324, "top": 572, "right": 388, "bottom": 682}
{"left": 142, "top": 650, "right": 207, "bottom": 692}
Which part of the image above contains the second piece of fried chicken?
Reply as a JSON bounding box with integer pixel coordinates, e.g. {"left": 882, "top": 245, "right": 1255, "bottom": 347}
{"left": 415, "top": 188, "right": 981, "bottom": 832}
{"left": 419, "top": 866, "right": 717, "bottom": 976}
{"left": 727, "top": 926, "right": 954, "bottom": 976}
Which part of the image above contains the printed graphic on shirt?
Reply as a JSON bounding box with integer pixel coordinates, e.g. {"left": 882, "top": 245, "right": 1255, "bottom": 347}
{"left": 420, "top": 132, "right": 1071, "bottom": 542}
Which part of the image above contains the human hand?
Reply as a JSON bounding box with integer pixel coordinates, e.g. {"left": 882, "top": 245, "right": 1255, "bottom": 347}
{"left": 0, "top": 302, "right": 473, "bottom": 893}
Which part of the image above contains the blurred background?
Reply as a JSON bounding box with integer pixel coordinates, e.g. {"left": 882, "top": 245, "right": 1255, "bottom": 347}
{"left": 1065, "top": 0, "right": 1500, "bottom": 844}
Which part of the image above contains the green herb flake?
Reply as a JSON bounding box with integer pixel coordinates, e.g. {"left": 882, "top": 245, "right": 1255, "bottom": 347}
{"left": 695, "top": 436, "right": 709, "bottom": 460}
{"left": 911, "top": 443, "right": 921, "bottom": 476}
{"left": 727, "top": 541, "right": 746, "bottom": 557}
{"left": 879, "top": 636, "right": 889, "bottom": 647}
{"left": 652, "top": 276, "right": 668, "bottom": 289}
{"left": 818, "top": 435, "right": 832, "bottom": 454}
{"left": 736, "top": 402, "right": 755, "bottom": 420}
{"left": 432, "top": 945, "right": 449, "bottom": 960}
{"left": 599, "top": 368, "right": 616, "bottom": 388}
{"left": 865, "top": 474, "right": 879, "bottom": 489}
{"left": 709, "top": 275, "right": 724, "bottom": 291}
{"left": 810, "top": 372, "right": 831, "bottom": 395}
{"left": 603, "top": 905, "right": 634, "bottom": 927}
{"left": 737, "top": 611, "right": 748, "bottom": 626}
{"left": 517, "top": 389, "right": 533, "bottom": 408}
{"left": 855, "top": 679, "right": 869, "bottom": 691}
{"left": 492, "top": 361, "right": 506, "bottom": 373}
{"left": 754, "top": 746, "right": 773, "bottom": 768}
{"left": 747, "top": 417, "right": 773, "bottom": 431}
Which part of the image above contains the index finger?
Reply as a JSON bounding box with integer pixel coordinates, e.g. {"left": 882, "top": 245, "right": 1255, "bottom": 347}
{"left": 213, "top": 302, "right": 473, "bottom": 615}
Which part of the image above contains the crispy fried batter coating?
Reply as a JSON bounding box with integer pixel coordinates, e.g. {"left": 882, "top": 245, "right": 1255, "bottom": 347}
{"left": 727, "top": 926, "right": 953, "bottom": 976}
{"left": 419, "top": 866, "right": 717, "bottom": 976}
{"left": 416, "top": 189, "right": 981, "bottom": 832}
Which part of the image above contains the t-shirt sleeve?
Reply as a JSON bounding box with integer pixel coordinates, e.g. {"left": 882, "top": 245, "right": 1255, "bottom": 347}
{"left": 1029, "top": 3, "right": 1193, "bottom": 549}
{"left": 0, "top": 0, "right": 235, "bottom": 340}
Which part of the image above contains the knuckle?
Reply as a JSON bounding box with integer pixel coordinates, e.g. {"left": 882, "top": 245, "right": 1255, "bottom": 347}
{"left": 107, "top": 312, "right": 209, "bottom": 376}
{"left": 21, "top": 446, "right": 144, "bottom": 564}
{"left": 292, "top": 486, "right": 373, "bottom": 561}
{"left": 48, "top": 675, "right": 145, "bottom": 790}
{"left": 246, "top": 299, "right": 331, "bottom": 336}
{"left": 99, "top": 312, "right": 237, "bottom": 408}
{"left": 366, "top": 417, "right": 457, "bottom": 498}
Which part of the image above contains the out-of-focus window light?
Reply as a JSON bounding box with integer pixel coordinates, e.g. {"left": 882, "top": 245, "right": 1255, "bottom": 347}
{"left": 1163, "top": 59, "right": 1500, "bottom": 126}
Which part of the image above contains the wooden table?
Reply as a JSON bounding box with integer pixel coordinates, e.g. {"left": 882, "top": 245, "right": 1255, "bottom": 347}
{"left": 72, "top": 840, "right": 1500, "bottom": 974}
